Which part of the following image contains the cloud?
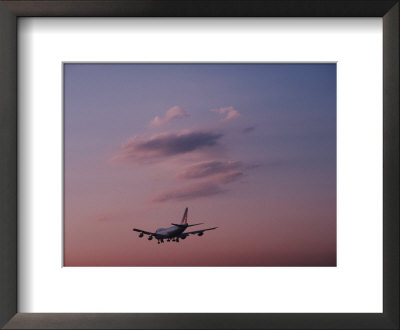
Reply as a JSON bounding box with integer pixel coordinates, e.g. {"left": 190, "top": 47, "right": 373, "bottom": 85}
{"left": 179, "top": 160, "right": 243, "bottom": 180}
{"left": 149, "top": 106, "right": 189, "bottom": 128}
{"left": 154, "top": 160, "right": 246, "bottom": 202}
{"left": 212, "top": 106, "right": 240, "bottom": 123}
{"left": 153, "top": 182, "right": 225, "bottom": 202}
{"left": 218, "top": 170, "right": 243, "bottom": 183}
{"left": 243, "top": 126, "right": 256, "bottom": 134}
{"left": 113, "top": 130, "right": 223, "bottom": 164}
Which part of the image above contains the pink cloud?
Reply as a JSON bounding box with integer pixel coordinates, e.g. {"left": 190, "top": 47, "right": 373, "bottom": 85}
{"left": 218, "top": 170, "right": 243, "bottom": 183}
{"left": 212, "top": 106, "right": 240, "bottom": 123}
{"left": 179, "top": 160, "right": 243, "bottom": 180}
{"left": 153, "top": 160, "right": 246, "bottom": 202}
{"left": 149, "top": 106, "right": 189, "bottom": 128}
{"left": 113, "top": 130, "right": 223, "bottom": 164}
{"left": 179, "top": 159, "right": 247, "bottom": 184}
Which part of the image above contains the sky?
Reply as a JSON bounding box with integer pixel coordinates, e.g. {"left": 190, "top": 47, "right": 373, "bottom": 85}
{"left": 64, "top": 63, "right": 336, "bottom": 267}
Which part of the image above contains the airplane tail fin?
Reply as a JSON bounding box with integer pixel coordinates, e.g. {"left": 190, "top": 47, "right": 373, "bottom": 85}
{"left": 181, "top": 208, "right": 188, "bottom": 224}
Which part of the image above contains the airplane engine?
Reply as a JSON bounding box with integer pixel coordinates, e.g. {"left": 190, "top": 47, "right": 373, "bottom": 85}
{"left": 139, "top": 233, "right": 144, "bottom": 238}
{"left": 148, "top": 236, "right": 153, "bottom": 240}
{"left": 198, "top": 232, "right": 203, "bottom": 236}
{"left": 180, "top": 234, "right": 188, "bottom": 239}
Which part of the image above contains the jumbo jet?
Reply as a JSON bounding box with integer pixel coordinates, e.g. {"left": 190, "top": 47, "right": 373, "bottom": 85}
{"left": 133, "top": 208, "right": 217, "bottom": 244}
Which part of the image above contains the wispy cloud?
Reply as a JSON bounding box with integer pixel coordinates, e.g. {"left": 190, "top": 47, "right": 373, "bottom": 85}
{"left": 212, "top": 106, "right": 240, "bottom": 123}
{"left": 154, "top": 160, "right": 246, "bottom": 202}
{"left": 149, "top": 106, "right": 189, "bottom": 128}
{"left": 113, "top": 130, "right": 223, "bottom": 164}
{"left": 179, "top": 160, "right": 243, "bottom": 180}
{"left": 218, "top": 170, "right": 243, "bottom": 183}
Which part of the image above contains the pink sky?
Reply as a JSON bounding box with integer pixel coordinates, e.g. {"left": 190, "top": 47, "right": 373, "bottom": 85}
{"left": 64, "top": 63, "right": 336, "bottom": 266}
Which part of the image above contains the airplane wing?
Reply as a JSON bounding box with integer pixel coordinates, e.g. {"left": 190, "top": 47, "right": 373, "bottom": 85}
{"left": 133, "top": 228, "right": 157, "bottom": 236}
{"left": 185, "top": 227, "right": 218, "bottom": 235}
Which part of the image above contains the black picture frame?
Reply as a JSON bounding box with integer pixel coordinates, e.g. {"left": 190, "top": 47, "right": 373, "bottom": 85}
{"left": 0, "top": 1, "right": 398, "bottom": 329}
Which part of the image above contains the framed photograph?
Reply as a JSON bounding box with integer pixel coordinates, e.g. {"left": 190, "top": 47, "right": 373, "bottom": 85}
{"left": 0, "top": 1, "right": 398, "bottom": 329}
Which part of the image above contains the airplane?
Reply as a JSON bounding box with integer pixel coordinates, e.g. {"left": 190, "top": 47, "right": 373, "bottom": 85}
{"left": 132, "top": 208, "right": 217, "bottom": 244}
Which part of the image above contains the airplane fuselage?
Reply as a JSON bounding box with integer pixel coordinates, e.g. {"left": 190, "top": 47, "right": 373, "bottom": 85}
{"left": 155, "top": 224, "right": 188, "bottom": 239}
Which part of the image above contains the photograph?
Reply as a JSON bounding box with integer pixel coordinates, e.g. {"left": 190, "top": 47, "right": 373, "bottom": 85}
{"left": 64, "top": 63, "right": 336, "bottom": 267}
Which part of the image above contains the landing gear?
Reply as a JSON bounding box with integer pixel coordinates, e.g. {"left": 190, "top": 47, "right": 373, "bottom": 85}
{"left": 156, "top": 238, "right": 177, "bottom": 244}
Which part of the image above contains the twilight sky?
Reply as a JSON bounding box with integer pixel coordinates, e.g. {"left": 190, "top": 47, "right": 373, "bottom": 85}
{"left": 64, "top": 63, "right": 336, "bottom": 267}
